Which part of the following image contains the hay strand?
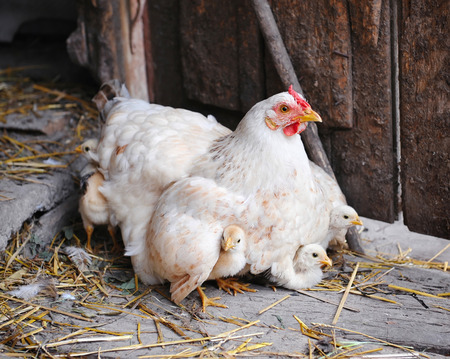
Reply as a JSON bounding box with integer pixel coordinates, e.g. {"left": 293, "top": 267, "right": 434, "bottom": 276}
{"left": 332, "top": 262, "right": 359, "bottom": 325}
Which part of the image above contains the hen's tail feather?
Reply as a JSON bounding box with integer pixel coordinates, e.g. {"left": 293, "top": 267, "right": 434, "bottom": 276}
{"left": 92, "top": 79, "right": 131, "bottom": 122}
{"left": 170, "top": 274, "right": 204, "bottom": 305}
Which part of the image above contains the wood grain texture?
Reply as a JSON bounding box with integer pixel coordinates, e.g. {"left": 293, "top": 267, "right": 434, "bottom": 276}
{"left": 146, "top": 0, "right": 188, "bottom": 107}
{"left": 180, "top": 0, "right": 264, "bottom": 111}
{"left": 269, "top": 0, "right": 353, "bottom": 129}
{"left": 330, "top": 0, "right": 396, "bottom": 222}
{"left": 399, "top": 0, "right": 450, "bottom": 238}
{"left": 67, "top": 0, "right": 121, "bottom": 83}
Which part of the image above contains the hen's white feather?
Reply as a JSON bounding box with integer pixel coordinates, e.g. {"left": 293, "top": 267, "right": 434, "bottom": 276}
{"left": 97, "top": 98, "right": 229, "bottom": 254}
{"left": 135, "top": 177, "right": 247, "bottom": 303}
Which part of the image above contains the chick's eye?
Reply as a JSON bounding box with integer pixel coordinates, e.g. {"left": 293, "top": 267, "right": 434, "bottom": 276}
{"left": 85, "top": 147, "right": 90, "bottom": 152}
{"left": 312, "top": 252, "right": 318, "bottom": 258}
{"left": 279, "top": 105, "right": 289, "bottom": 113}
{"left": 237, "top": 239, "right": 241, "bottom": 243}
{"left": 343, "top": 215, "right": 349, "bottom": 219}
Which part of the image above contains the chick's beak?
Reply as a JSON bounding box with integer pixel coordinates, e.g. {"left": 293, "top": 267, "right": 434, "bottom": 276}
{"left": 320, "top": 255, "right": 332, "bottom": 268}
{"left": 75, "top": 145, "right": 83, "bottom": 154}
{"left": 223, "top": 237, "right": 235, "bottom": 251}
{"left": 351, "top": 216, "right": 363, "bottom": 226}
{"left": 296, "top": 108, "right": 322, "bottom": 123}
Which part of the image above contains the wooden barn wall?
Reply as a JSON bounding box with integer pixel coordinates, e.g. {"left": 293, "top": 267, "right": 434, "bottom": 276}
{"left": 399, "top": 0, "right": 449, "bottom": 238}
{"left": 68, "top": 0, "right": 448, "bottom": 238}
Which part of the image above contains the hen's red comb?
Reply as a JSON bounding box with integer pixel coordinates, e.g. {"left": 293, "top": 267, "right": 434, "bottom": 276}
{"left": 288, "top": 85, "right": 310, "bottom": 110}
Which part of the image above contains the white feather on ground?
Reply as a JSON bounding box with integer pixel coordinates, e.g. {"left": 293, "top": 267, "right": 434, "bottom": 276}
{"left": 8, "top": 279, "right": 58, "bottom": 301}
{"left": 64, "top": 246, "right": 92, "bottom": 272}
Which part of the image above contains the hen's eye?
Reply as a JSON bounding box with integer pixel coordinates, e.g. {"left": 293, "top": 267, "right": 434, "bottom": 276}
{"left": 279, "top": 105, "right": 289, "bottom": 113}
{"left": 343, "top": 215, "right": 349, "bottom": 219}
{"left": 312, "top": 252, "right": 318, "bottom": 258}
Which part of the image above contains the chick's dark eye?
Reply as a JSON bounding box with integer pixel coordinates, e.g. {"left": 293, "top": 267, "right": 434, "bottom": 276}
{"left": 343, "top": 215, "right": 349, "bottom": 219}
{"left": 279, "top": 105, "right": 289, "bottom": 113}
{"left": 85, "top": 147, "right": 90, "bottom": 152}
{"left": 237, "top": 239, "right": 241, "bottom": 243}
{"left": 312, "top": 252, "right": 318, "bottom": 258}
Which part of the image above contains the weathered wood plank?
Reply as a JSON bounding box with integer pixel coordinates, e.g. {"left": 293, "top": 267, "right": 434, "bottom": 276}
{"left": 330, "top": 0, "right": 396, "bottom": 222}
{"left": 67, "top": 0, "right": 120, "bottom": 82}
{"left": 399, "top": 0, "right": 450, "bottom": 239}
{"left": 269, "top": 0, "right": 353, "bottom": 129}
{"left": 180, "top": 1, "right": 240, "bottom": 110}
{"left": 67, "top": 0, "right": 148, "bottom": 100}
{"left": 180, "top": 0, "right": 264, "bottom": 111}
{"left": 146, "top": 0, "right": 187, "bottom": 107}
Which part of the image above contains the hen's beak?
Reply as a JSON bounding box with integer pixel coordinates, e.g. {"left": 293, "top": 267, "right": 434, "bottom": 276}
{"left": 296, "top": 108, "right": 322, "bottom": 123}
{"left": 351, "top": 216, "right": 363, "bottom": 226}
{"left": 223, "top": 237, "right": 235, "bottom": 251}
{"left": 75, "top": 145, "right": 83, "bottom": 154}
{"left": 320, "top": 256, "right": 332, "bottom": 268}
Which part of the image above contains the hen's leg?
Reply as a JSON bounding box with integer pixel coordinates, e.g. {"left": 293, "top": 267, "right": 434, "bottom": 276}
{"left": 196, "top": 287, "right": 227, "bottom": 312}
{"left": 85, "top": 225, "right": 94, "bottom": 253}
{"left": 108, "top": 225, "right": 121, "bottom": 253}
{"left": 216, "top": 278, "right": 257, "bottom": 296}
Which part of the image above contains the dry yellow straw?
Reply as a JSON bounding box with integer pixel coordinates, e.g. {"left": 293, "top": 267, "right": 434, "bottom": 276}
{"left": 388, "top": 284, "right": 443, "bottom": 299}
{"left": 0, "top": 293, "right": 94, "bottom": 322}
{"left": 427, "top": 243, "right": 450, "bottom": 263}
{"left": 258, "top": 295, "right": 290, "bottom": 315}
{"left": 25, "top": 335, "right": 133, "bottom": 349}
{"left": 314, "top": 323, "right": 429, "bottom": 358}
{"left": 332, "top": 262, "right": 359, "bottom": 325}
{"left": 296, "top": 290, "right": 360, "bottom": 312}
{"left": 59, "top": 320, "right": 261, "bottom": 357}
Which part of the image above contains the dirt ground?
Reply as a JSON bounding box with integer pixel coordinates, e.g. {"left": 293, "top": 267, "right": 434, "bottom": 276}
{"left": 1, "top": 213, "right": 449, "bottom": 358}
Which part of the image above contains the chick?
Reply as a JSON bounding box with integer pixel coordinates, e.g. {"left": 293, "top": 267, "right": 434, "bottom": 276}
{"left": 325, "top": 205, "right": 363, "bottom": 250}
{"left": 76, "top": 140, "right": 119, "bottom": 253}
{"left": 269, "top": 244, "right": 332, "bottom": 290}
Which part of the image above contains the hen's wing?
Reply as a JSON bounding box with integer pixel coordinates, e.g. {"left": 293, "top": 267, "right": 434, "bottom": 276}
{"left": 135, "top": 176, "right": 246, "bottom": 304}
{"left": 95, "top": 97, "right": 230, "bottom": 249}
{"left": 310, "top": 161, "right": 346, "bottom": 209}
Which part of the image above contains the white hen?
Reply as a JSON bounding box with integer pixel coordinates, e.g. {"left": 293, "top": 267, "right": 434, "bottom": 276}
{"left": 129, "top": 88, "right": 330, "bottom": 292}
{"left": 96, "top": 94, "right": 230, "bottom": 255}
{"left": 95, "top": 84, "right": 339, "bottom": 294}
{"left": 141, "top": 177, "right": 247, "bottom": 305}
